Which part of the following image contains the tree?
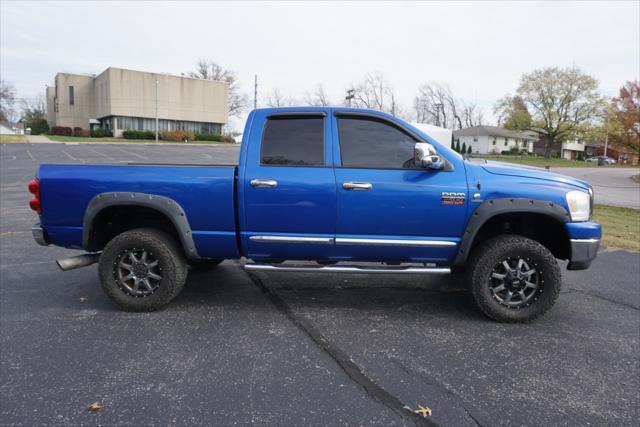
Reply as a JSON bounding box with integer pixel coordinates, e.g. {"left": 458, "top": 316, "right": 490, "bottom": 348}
{"left": 21, "top": 94, "right": 49, "bottom": 135}
{"left": 461, "top": 142, "right": 467, "bottom": 153}
{"left": 455, "top": 139, "right": 461, "bottom": 153}
{"left": 609, "top": 80, "right": 639, "bottom": 155}
{"left": 494, "top": 95, "right": 532, "bottom": 131}
{"left": 450, "top": 134, "right": 455, "bottom": 150}
{"left": 414, "top": 82, "right": 481, "bottom": 129}
{"left": 513, "top": 67, "right": 603, "bottom": 158}
{"left": 188, "top": 59, "right": 248, "bottom": 116}
{"left": 265, "top": 88, "right": 297, "bottom": 107}
{"left": 305, "top": 84, "right": 331, "bottom": 107}
{"left": 0, "top": 79, "right": 16, "bottom": 122}
{"left": 349, "top": 72, "right": 401, "bottom": 116}
{"left": 467, "top": 145, "right": 473, "bottom": 154}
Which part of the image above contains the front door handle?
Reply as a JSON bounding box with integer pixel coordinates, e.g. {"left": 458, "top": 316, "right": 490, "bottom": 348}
{"left": 250, "top": 179, "right": 278, "bottom": 188}
{"left": 342, "top": 182, "right": 372, "bottom": 191}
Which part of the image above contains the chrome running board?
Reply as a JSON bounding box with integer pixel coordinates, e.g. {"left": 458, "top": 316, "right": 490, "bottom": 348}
{"left": 244, "top": 263, "right": 451, "bottom": 275}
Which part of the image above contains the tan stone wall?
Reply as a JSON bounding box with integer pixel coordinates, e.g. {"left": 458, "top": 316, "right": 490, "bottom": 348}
{"left": 105, "top": 68, "right": 228, "bottom": 124}
{"left": 51, "top": 73, "right": 96, "bottom": 129}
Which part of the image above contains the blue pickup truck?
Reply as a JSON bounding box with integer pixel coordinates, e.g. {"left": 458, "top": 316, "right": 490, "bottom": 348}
{"left": 29, "top": 107, "right": 601, "bottom": 322}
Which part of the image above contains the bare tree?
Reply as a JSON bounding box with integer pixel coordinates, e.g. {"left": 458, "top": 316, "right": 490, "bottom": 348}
{"left": 349, "top": 72, "right": 400, "bottom": 115}
{"left": 414, "top": 82, "right": 482, "bottom": 129}
{"left": 414, "top": 82, "right": 456, "bottom": 128}
{"left": 462, "top": 101, "right": 483, "bottom": 128}
{"left": 0, "top": 79, "right": 16, "bottom": 122}
{"left": 305, "top": 84, "right": 331, "bottom": 107}
{"left": 188, "top": 59, "right": 248, "bottom": 116}
{"left": 265, "top": 88, "right": 298, "bottom": 108}
{"left": 20, "top": 93, "right": 47, "bottom": 117}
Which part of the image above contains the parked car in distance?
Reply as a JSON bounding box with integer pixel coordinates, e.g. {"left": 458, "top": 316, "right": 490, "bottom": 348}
{"left": 586, "top": 156, "right": 616, "bottom": 165}
{"left": 29, "top": 107, "right": 602, "bottom": 323}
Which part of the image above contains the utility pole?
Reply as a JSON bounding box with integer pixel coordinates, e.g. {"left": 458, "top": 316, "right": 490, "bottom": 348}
{"left": 254, "top": 75, "right": 258, "bottom": 110}
{"left": 155, "top": 78, "right": 159, "bottom": 142}
{"left": 603, "top": 114, "right": 609, "bottom": 157}
{"left": 345, "top": 89, "right": 355, "bottom": 107}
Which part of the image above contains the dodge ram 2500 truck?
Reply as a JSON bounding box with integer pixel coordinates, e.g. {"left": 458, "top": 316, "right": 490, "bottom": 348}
{"left": 29, "top": 107, "right": 601, "bottom": 322}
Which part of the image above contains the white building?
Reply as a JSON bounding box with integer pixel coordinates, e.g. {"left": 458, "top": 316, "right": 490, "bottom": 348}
{"left": 410, "top": 123, "right": 452, "bottom": 148}
{"left": 560, "top": 139, "right": 586, "bottom": 160}
{"left": 453, "top": 126, "right": 537, "bottom": 154}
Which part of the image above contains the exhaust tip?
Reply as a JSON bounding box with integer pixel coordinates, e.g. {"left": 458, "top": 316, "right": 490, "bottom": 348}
{"left": 56, "top": 253, "right": 101, "bottom": 271}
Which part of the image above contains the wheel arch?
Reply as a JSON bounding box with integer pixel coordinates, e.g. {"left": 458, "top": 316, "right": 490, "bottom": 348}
{"left": 454, "top": 198, "right": 571, "bottom": 266}
{"left": 82, "top": 192, "right": 199, "bottom": 259}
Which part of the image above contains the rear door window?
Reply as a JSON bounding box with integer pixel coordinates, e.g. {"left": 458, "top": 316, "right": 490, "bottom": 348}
{"left": 261, "top": 116, "right": 325, "bottom": 166}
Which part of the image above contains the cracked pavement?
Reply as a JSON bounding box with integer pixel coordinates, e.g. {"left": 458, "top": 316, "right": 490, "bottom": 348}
{"left": 1, "top": 143, "right": 639, "bottom": 425}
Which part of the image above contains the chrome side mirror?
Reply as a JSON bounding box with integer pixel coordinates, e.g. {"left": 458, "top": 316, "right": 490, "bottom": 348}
{"left": 414, "top": 142, "right": 442, "bottom": 170}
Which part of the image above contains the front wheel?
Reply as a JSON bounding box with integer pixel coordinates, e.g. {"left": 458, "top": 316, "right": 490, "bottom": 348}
{"left": 467, "top": 235, "right": 561, "bottom": 323}
{"left": 98, "top": 228, "right": 188, "bottom": 312}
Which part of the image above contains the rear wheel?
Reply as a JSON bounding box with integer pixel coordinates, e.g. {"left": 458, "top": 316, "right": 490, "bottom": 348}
{"left": 98, "top": 228, "right": 187, "bottom": 311}
{"left": 467, "top": 234, "right": 561, "bottom": 323}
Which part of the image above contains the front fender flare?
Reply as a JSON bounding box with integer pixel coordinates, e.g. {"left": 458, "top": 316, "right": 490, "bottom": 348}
{"left": 453, "top": 198, "right": 570, "bottom": 266}
{"left": 82, "top": 192, "right": 199, "bottom": 259}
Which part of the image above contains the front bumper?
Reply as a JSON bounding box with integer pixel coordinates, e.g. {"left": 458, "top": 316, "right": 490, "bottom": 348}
{"left": 567, "top": 238, "right": 600, "bottom": 270}
{"left": 32, "top": 223, "right": 49, "bottom": 246}
{"left": 566, "top": 221, "right": 601, "bottom": 270}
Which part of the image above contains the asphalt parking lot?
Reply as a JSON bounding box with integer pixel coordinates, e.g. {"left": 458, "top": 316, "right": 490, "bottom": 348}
{"left": 1, "top": 143, "right": 639, "bottom": 426}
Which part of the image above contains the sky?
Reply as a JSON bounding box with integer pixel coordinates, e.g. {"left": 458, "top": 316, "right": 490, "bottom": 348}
{"left": 1, "top": 0, "right": 638, "bottom": 130}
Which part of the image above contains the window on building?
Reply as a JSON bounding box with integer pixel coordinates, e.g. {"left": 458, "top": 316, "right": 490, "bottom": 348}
{"left": 492, "top": 138, "right": 497, "bottom": 145}
{"left": 261, "top": 116, "right": 325, "bottom": 166}
{"left": 473, "top": 137, "right": 478, "bottom": 142}
{"left": 504, "top": 138, "right": 509, "bottom": 146}
{"left": 338, "top": 116, "right": 418, "bottom": 169}
{"left": 69, "top": 86, "right": 74, "bottom": 105}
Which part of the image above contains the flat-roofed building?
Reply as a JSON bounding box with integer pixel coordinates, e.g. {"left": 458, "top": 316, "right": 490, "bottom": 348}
{"left": 46, "top": 67, "right": 228, "bottom": 136}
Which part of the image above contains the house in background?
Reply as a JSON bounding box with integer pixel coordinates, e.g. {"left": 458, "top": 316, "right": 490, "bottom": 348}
{"left": 46, "top": 67, "right": 229, "bottom": 137}
{"left": 453, "top": 125, "right": 536, "bottom": 154}
{"left": 0, "top": 122, "right": 25, "bottom": 135}
{"left": 533, "top": 136, "right": 586, "bottom": 160}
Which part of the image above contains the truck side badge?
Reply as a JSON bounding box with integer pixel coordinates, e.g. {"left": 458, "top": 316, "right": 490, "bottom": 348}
{"left": 441, "top": 192, "right": 465, "bottom": 205}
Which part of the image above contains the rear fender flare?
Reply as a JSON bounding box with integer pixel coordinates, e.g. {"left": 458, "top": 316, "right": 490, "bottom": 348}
{"left": 82, "top": 192, "right": 199, "bottom": 259}
{"left": 454, "top": 198, "right": 570, "bottom": 266}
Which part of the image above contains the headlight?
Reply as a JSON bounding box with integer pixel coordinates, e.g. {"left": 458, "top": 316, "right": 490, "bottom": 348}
{"left": 566, "top": 190, "right": 591, "bottom": 221}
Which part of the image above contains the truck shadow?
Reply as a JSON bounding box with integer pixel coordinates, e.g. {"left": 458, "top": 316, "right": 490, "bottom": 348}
{"left": 175, "top": 263, "right": 484, "bottom": 321}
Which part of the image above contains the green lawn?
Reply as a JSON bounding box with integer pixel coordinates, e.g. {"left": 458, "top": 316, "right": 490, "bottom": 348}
{"left": 47, "top": 135, "right": 235, "bottom": 145}
{"left": 593, "top": 204, "right": 640, "bottom": 251}
{"left": 0, "top": 134, "right": 28, "bottom": 143}
{"left": 472, "top": 154, "right": 598, "bottom": 168}
{"left": 632, "top": 175, "right": 640, "bottom": 183}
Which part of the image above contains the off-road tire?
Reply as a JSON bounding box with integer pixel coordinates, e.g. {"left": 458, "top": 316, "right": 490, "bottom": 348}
{"left": 98, "top": 228, "right": 188, "bottom": 311}
{"left": 467, "top": 234, "right": 561, "bottom": 323}
{"left": 188, "top": 259, "right": 223, "bottom": 270}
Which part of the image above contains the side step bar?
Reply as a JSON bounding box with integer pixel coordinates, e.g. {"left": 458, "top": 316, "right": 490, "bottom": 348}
{"left": 244, "top": 264, "right": 451, "bottom": 275}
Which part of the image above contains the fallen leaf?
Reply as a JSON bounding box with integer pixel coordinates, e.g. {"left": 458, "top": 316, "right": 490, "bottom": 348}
{"left": 414, "top": 405, "right": 432, "bottom": 417}
{"left": 87, "top": 401, "right": 102, "bottom": 412}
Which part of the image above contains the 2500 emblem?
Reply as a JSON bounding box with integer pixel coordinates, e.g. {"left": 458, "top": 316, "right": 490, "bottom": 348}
{"left": 441, "top": 192, "right": 466, "bottom": 205}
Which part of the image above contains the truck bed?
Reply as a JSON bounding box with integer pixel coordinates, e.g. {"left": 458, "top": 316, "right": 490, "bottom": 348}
{"left": 38, "top": 164, "right": 239, "bottom": 259}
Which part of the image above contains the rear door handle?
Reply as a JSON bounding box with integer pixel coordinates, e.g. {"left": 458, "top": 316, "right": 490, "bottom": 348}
{"left": 250, "top": 179, "right": 278, "bottom": 188}
{"left": 342, "top": 182, "right": 372, "bottom": 191}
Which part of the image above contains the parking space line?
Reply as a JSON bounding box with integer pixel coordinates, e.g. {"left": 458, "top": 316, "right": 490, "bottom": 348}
{"left": 112, "top": 146, "right": 148, "bottom": 160}
{"left": 90, "top": 149, "right": 114, "bottom": 160}
{"left": 25, "top": 149, "right": 35, "bottom": 161}
{"left": 61, "top": 150, "right": 78, "bottom": 161}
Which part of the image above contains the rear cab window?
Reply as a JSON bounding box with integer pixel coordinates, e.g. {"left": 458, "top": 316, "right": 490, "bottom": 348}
{"left": 261, "top": 116, "right": 325, "bottom": 166}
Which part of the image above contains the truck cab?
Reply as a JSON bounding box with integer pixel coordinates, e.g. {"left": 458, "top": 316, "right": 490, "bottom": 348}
{"left": 30, "top": 107, "right": 602, "bottom": 322}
